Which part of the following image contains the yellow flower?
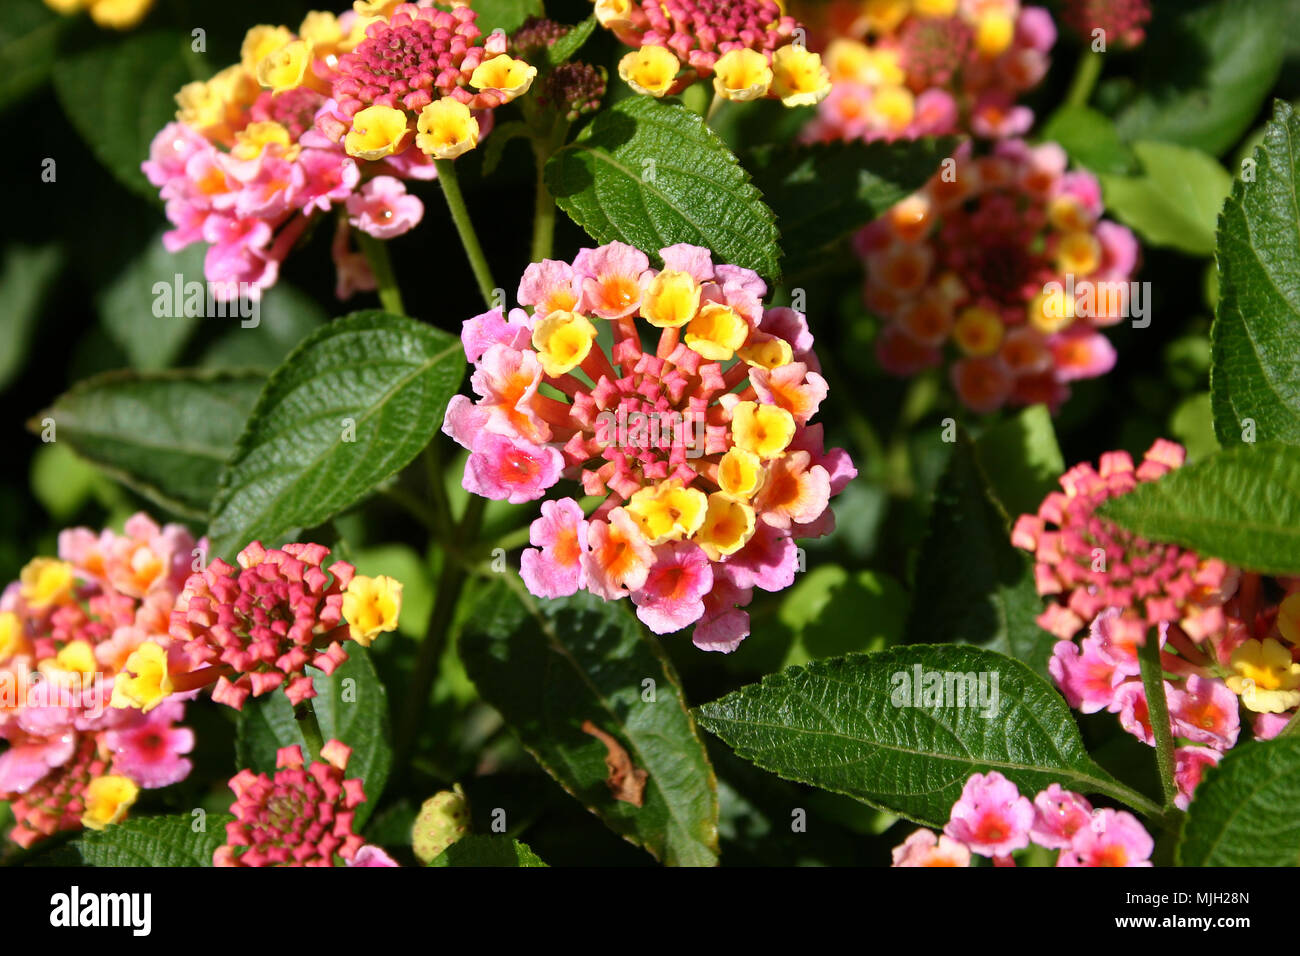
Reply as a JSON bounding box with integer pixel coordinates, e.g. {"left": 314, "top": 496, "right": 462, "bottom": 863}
{"left": 1226, "top": 638, "right": 1300, "bottom": 714}
{"left": 1056, "top": 231, "right": 1102, "bottom": 277}
{"left": 717, "top": 447, "right": 765, "bottom": 500}
{"left": 713, "top": 49, "right": 772, "bottom": 103}
{"left": 110, "top": 641, "right": 173, "bottom": 713}
{"left": 618, "top": 46, "right": 680, "bottom": 98}
{"left": 684, "top": 303, "right": 749, "bottom": 361}
{"left": 953, "top": 306, "right": 1004, "bottom": 357}
{"left": 695, "top": 493, "right": 756, "bottom": 559}
{"left": 1028, "top": 288, "right": 1076, "bottom": 334}
{"left": 415, "top": 99, "right": 480, "bottom": 159}
{"left": 914, "top": 0, "right": 959, "bottom": 15}
{"left": 241, "top": 25, "right": 295, "bottom": 76}
{"left": 771, "top": 44, "right": 830, "bottom": 107}
{"left": 640, "top": 270, "right": 702, "bottom": 328}
{"left": 974, "top": 13, "right": 1015, "bottom": 58}
{"left": 20, "top": 558, "right": 74, "bottom": 610}
{"left": 625, "top": 481, "right": 708, "bottom": 544}
{"left": 44, "top": 0, "right": 91, "bottom": 14}
{"left": 175, "top": 64, "right": 258, "bottom": 136}
{"left": 731, "top": 401, "right": 795, "bottom": 460}
{"left": 736, "top": 336, "right": 793, "bottom": 370}
{"left": 257, "top": 39, "right": 313, "bottom": 94}
{"left": 353, "top": 0, "right": 403, "bottom": 18}
{"left": 87, "top": 0, "right": 153, "bottom": 29}
{"left": 825, "top": 40, "right": 903, "bottom": 86}
{"left": 52, "top": 640, "right": 97, "bottom": 677}
{"left": 231, "top": 121, "right": 294, "bottom": 160}
{"left": 1277, "top": 592, "right": 1300, "bottom": 644}
{"left": 470, "top": 55, "right": 538, "bottom": 102}
{"left": 346, "top": 104, "right": 411, "bottom": 160}
{"left": 0, "top": 612, "right": 27, "bottom": 663}
{"left": 594, "top": 0, "right": 635, "bottom": 29}
{"left": 867, "top": 84, "right": 914, "bottom": 132}
{"left": 860, "top": 0, "right": 912, "bottom": 34}
{"left": 342, "top": 575, "right": 403, "bottom": 647}
{"left": 82, "top": 775, "right": 139, "bottom": 831}
{"left": 532, "top": 310, "right": 597, "bottom": 377}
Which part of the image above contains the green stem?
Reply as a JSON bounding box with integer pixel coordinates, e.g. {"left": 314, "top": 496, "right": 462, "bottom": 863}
{"left": 1064, "top": 49, "right": 1103, "bottom": 110}
{"left": 394, "top": 494, "right": 488, "bottom": 776}
{"left": 294, "top": 699, "right": 325, "bottom": 761}
{"left": 1280, "top": 708, "right": 1300, "bottom": 737}
{"left": 357, "top": 232, "right": 406, "bottom": 316}
{"left": 704, "top": 91, "right": 726, "bottom": 127}
{"left": 434, "top": 158, "right": 496, "bottom": 307}
{"left": 529, "top": 121, "right": 568, "bottom": 263}
{"left": 1138, "top": 628, "right": 1179, "bottom": 808}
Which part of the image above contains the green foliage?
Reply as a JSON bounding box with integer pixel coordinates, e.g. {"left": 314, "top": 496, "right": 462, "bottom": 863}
{"left": 0, "top": 244, "right": 62, "bottom": 391}
{"left": 428, "top": 834, "right": 548, "bottom": 867}
{"left": 1039, "top": 105, "right": 1136, "bottom": 175}
{"left": 546, "top": 97, "right": 782, "bottom": 280}
{"left": 1179, "top": 737, "right": 1300, "bottom": 866}
{"left": 77, "top": 814, "right": 232, "bottom": 867}
{"left": 1211, "top": 100, "right": 1300, "bottom": 447}
{"left": 697, "top": 645, "right": 1146, "bottom": 828}
{"left": 207, "top": 312, "right": 463, "bottom": 560}
{"left": 1099, "top": 141, "right": 1233, "bottom": 256}
{"left": 460, "top": 582, "right": 720, "bottom": 866}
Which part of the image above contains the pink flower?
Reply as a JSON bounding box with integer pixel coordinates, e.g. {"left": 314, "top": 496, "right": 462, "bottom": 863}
{"left": 574, "top": 242, "right": 653, "bottom": 319}
{"left": 518, "top": 259, "right": 580, "bottom": 318}
{"left": 891, "top": 828, "right": 972, "bottom": 867}
{"left": 1057, "top": 808, "right": 1153, "bottom": 867}
{"left": 944, "top": 771, "right": 1034, "bottom": 857}
{"left": 461, "top": 307, "right": 533, "bottom": 364}
{"left": 692, "top": 569, "right": 753, "bottom": 653}
{"left": 631, "top": 541, "right": 714, "bottom": 634}
{"left": 1168, "top": 675, "right": 1240, "bottom": 751}
{"left": 346, "top": 176, "right": 424, "bottom": 240}
{"left": 520, "top": 499, "right": 590, "bottom": 599}
{"left": 216, "top": 740, "right": 366, "bottom": 867}
{"left": 463, "top": 432, "right": 564, "bottom": 504}
{"left": 102, "top": 698, "right": 194, "bottom": 789}
{"left": 1109, "top": 680, "right": 1155, "bottom": 746}
{"left": 1174, "top": 746, "right": 1222, "bottom": 810}
{"left": 1029, "top": 784, "right": 1093, "bottom": 850}
{"left": 348, "top": 844, "right": 400, "bottom": 867}
{"left": 1048, "top": 638, "right": 1122, "bottom": 713}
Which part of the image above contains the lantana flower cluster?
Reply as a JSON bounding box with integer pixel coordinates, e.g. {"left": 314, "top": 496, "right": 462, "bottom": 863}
{"left": 143, "top": 2, "right": 537, "bottom": 302}
{"left": 892, "top": 771, "right": 1154, "bottom": 867}
{"left": 443, "top": 241, "right": 855, "bottom": 651}
{"left": 861, "top": 139, "right": 1139, "bottom": 413}
{"left": 1060, "top": 0, "right": 1152, "bottom": 49}
{"left": 1013, "top": 440, "right": 1300, "bottom": 808}
{"left": 595, "top": 0, "right": 832, "bottom": 108}
{"left": 796, "top": 0, "right": 1056, "bottom": 144}
{"left": 0, "top": 515, "right": 199, "bottom": 847}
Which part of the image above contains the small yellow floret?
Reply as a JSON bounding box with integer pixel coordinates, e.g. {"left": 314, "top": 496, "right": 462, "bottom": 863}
{"left": 470, "top": 55, "right": 537, "bottom": 101}
{"left": 53, "top": 640, "right": 97, "bottom": 677}
{"left": 241, "top": 25, "right": 294, "bottom": 76}
{"left": 731, "top": 402, "right": 795, "bottom": 460}
{"left": 20, "top": 558, "right": 74, "bottom": 610}
{"left": 1226, "top": 638, "right": 1300, "bottom": 714}
{"left": 346, "top": 104, "right": 410, "bottom": 160}
{"left": 618, "top": 46, "right": 680, "bottom": 97}
{"left": 684, "top": 303, "right": 749, "bottom": 361}
{"left": 1056, "top": 231, "right": 1102, "bottom": 277}
{"left": 231, "top": 121, "right": 294, "bottom": 160}
{"left": 952, "top": 306, "right": 1004, "bottom": 357}
{"left": 342, "top": 575, "right": 404, "bottom": 647}
{"left": 713, "top": 49, "right": 772, "bottom": 102}
{"left": 625, "top": 481, "right": 709, "bottom": 544}
{"left": 695, "top": 493, "right": 756, "bottom": 559}
{"left": 641, "top": 270, "right": 702, "bottom": 328}
{"left": 717, "top": 447, "right": 765, "bottom": 500}
{"left": 0, "top": 612, "right": 24, "bottom": 663}
{"left": 532, "top": 310, "right": 597, "bottom": 377}
{"left": 87, "top": 0, "right": 154, "bottom": 30}
{"left": 1028, "top": 289, "right": 1076, "bottom": 334}
{"left": 736, "top": 336, "right": 793, "bottom": 370}
{"left": 257, "top": 39, "right": 313, "bottom": 94}
{"left": 110, "top": 641, "right": 173, "bottom": 713}
{"left": 415, "top": 99, "right": 480, "bottom": 159}
{"left": 82, "top": 775, "right": 139, "bottom": 831}
{"left": 974, "top": 13, "right": 1015, "bottom": 58}
{"left": 771, "top": 44, "right": 831, "bottom": 107}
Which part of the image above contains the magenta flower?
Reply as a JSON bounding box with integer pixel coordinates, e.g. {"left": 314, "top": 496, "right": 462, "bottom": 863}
{"left": 345, "top": 175, "right": 423, "bottom": 239}
{"left": 520, "top": 499, "right": 590, "bottom": 599}
{"left": 1060, "top": 0, "right": 1152, "bottom": 49}
{"left": 215, "top": 739, "right": 366, "bottom": 867}
{"left": 1029, "top": 784, "right": 1094, "bottom": 850}
{"left": 890, "top": 828, "right": 972, "bottom": 867}
{"left": 631, "top": 540, "right": 714, "bottom": 635}
{"left": 101, "top": 698, "right": 194, "bottom": 789}
{"left": 943, "top": 771, "right": 1034, "bottom": 858}
{"left": 1057, "top": 808, "right": 1153, "bottom": 867}
{"left": 1174, "top": 746, "right": 1222, "bottom": 811}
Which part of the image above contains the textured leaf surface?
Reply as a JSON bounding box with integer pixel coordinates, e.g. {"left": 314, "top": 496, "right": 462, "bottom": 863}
{"left": 974, "top": 404, "right": 1065, "bottom": 520}
{"left": 1179, "top": 737, "right": 1300, "bottom": 866}
{"left": 207, "top": 312, "right": 463, "bottom": 560}
{"left": 36, "top": 369, "right": 264, "bottom": 519}
{"left": 696, "top": 645, "right": 1140, "bottom": 828}
{"left": 54, "top": 31, "right": 207, "bottom": 199}
{"left": 235, "top": 648, "right": 391, "bottom": 827}
{"left": 77, "top": 814, "right": 232, "bottom": 867}
{"left": 908, "top": 433, "right": 1055, "bottom": 679}
{"left": 460, "top": 581, "right": 719, "bottom": 866}
{"left": 1100, "top": 442, "right": 1300, "bottom": 576}
{"left": 429, "top": 835, "right": 548, "bottom": 867}
{"left": 1114, "top": 0, "right": 1285, "bottom": 156}
{"left": 1100, "top": 141, "right": 1233, "bottom": 256}
{"left": 546, "top": 97, "right": 781, "bottom": 279}
{"left": 1211, "top": 100, "right": 1300, "bottom": 447}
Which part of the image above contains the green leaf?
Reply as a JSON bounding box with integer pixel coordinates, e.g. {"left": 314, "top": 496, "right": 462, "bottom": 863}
{"left": 469, "top": 0, "right": 543, "bottom": 34}
{"left": 907, "top": 433, "right": 1055, "bottom": 679}
{"left": 546, "top": 97, "right": 782, "bottom": 280}
{"left": 545, "top": 15, "right": 597, "bottom": 68}
{"left": 1170, "top": 392, "right": 1220, "bottom": 463}
{"left": 235, "top": 647, "right": 391, "bottom": 827}
{"left": 746, "top": 137, "right": 957, "bottom": 276}
{"left": 34, "top": 369, "right": 264, "bottom": 520}
{"left": 428, "top": 834, "right": 548, "bottom": 867}
{"left": 697, "top": 645, "right": 1147, "bottom": 828}
{"left": 1099, "top": 442, "right": 1300, "bottom": 576}
{"left": 459, "top": 581, "right": 720, "bottom": 866}
{"left": 1210, "top": 100, "right": 1300, "bottom": 447}
{"left": 207, "top": 311, "right": 464, "bottom": 560}
{"left": 199, "top": 283, "right": 327, "bottom": 371}
{"left": 1099, "top": 141, "right": 1233, "bottom": 256}
{"left": 54, "top": 30, "right": 208, "bottom": 199}
{"left": 974, "top": 404, "right": 1065, "bottom": 519}
{"left": 1114, "top": 0, "right": 1286, "bottom": 157}
{"left": 77, "top": 814, "right": 232, "bottom": 867}
{"left": 0, "top": 244, "right": 63, "bottom": 391}
{"left": 0, "top": 0, "right": 68, "bottom": 113}
{"left": 96, "top": 232, "right": 207, "bottom": 370}
{"left": 1178, "top": 737, "right": 1300, "bottom": 866}
{"left": 780, "top": 566, "right": 906, "bottom": 667}
{"left": 1038, "top": 105, "right": 1136, "bottom": 176}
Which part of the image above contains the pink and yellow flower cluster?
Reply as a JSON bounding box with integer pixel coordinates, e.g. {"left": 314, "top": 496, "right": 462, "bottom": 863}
{"left": 796, "top": 0, "right": 1055, "bottom": 144}
{"left": 596, "top": 0, "right": 832, "bottom": 107}
{"left": 0, "top": 515, "right": 200, "bottom": 847}
{"left": 1013, "top": 440, "right": 1300, "bottom": 807}
{"left": 443, "top": 241, "right": 855, "bottom": 651}
{"left": 893, "top": 771, "right": 1153, "bottom": 867}
{"left": 862, "top": 139, "right": 1139, "bottom": 412}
